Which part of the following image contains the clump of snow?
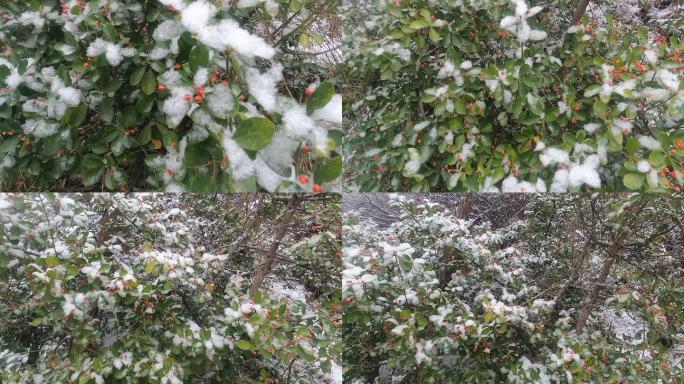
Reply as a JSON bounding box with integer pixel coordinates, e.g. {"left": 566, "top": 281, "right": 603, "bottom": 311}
{"left": 162, "top": 87, "right": 194, "bottom": 127}
{"left": 193, "top": 68, "right": 209, "bottom": 87}
{"left": 245, "top": 64, "right": 283, "bottom": 112}
{"left": 23, "top": 119, "right": 60, "bottom": 138}
{"left": 86, "top": 38, "right": 136, "bottom": 66}
{"left": 58, "top": 87, "right": 81, "bottom": 107}
{"left": 222, "top": 135, "right": 255, "bottom": 180}
{"left": 176, "top": 2, "right": 275, "bottom": 60}
{"left": 499, "top": 0, "right": 547, "bottom": 43}
{"left": 312, "top": 94, "right": 342, "bottom": 125}
{"left": 539, "top": 148, "right": 569, "bottom": 167}
{"left": 206, "top": 83, "right": 234, "bottom": 118}
{"left": 153, "top": 20, "right": 184, "bottom": 41}
{"left": 637, "top": 135, "right": 661, "bottom": 150}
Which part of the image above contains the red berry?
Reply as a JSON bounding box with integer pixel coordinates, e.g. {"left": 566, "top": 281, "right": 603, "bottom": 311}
{"left": 174, "top": 63, "right": 181, "bottom": 70}
{"left": 83, "top": 63, "right": 89, "bottom": 68}
{"left": 298, "top": 175, "right": 309, "bottom": 184}
{"left": 183, "top": 94, "right": 191, "bottom": 102}
{"left": 196, "top": 87, "right": 205, "bottom": 96}
{"left": 305, "top": 87, "right": 315, "bottom": 97}
{"left": 302, "top": 145, "right": 311, "bottom": 153}
{"left": 157, "top": 83, "right": 166, "bottom": 92}
{"left": 194, "top": 95, "right": 203, "bottom": 103}
{"left": 313, "top": 184, "right": 323, "bottom": 193}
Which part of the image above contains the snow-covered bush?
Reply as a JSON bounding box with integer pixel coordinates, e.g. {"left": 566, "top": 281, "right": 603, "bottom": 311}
{"left": 344, "top": 0, "right": 684, "bottom": 192}
{"left": 0, "top": 193, "right": 341, "bottom": 383}
{"left": 342, "top": 194, "right": 684, "bottom": 383}
{"left": 0, "top": 0, "right": 342, "bottom": 192}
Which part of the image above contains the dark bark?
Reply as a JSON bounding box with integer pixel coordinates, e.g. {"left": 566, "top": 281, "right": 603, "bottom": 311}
{"left": 575, "top": 253, "right": 616, "bottom": 334}
{"left": 438, "top": 195, "right": 472, "bottom": 287}
{"left": 571, "top": 0, "right": 591, "bottom": 26}
{"left": 248, "top": 195, "right": 302, "bottom": 296}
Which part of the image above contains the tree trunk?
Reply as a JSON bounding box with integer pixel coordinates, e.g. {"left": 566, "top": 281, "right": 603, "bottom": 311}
{"left": 248, "top": 195, "right": 301, "bottom": 296}
{"left": 575, "top": 254, "right": 616, "bottom": 334}
{"left": 571, "top": 0, "right": 591, "bottom": 26}
{"left": 438, "top": 195, "right": 472, "bottom": 287}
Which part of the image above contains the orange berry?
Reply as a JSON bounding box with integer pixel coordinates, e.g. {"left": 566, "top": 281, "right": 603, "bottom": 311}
{"left": 313, "top": 184, "right": 323, "bottom": 193}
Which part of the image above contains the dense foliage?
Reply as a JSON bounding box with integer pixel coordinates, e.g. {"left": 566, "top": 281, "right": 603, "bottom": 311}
{"left": 0, "top": 193, "right": 341, "bottom": 383}
{"left": 0, "top": 0, "right": 342, "bottom": 192}
{"left": 342, "top": 194, "right": 684, "bottom": 383}
{"left": 344, "top": 0, "right": 684, "bottom": 192}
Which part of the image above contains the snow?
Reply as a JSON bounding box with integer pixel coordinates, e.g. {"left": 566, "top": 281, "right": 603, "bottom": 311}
{"left": 583, "top": 123, "right": 600, "bottom": 134}
{"left": 178, "top": 4, "right": 276, "bottom": 61}
{"left": 87, "top": 38, "right": 136, "bottom": 66}
{"left": 58, "top": 87, "right": 81, "bottom": 106}
{"left": 18, "top": 12, "right": 45, "bottom": 29}
{"left": 23, "top": 119, "right": 59, "bottom": 138}
{"left": 500, "top": 1, "right": 547, "bottom": 43}
{"left": 153, "top": 20, "right": 185, "bottom": 41}
{"left": 502, "top": 175, "right": 543, "bottom": 192}
{"left": 245, "top": 64, "right": 283, "bottom": 112}
{"left": 5, "top": 72, "right": 23, "bottom": 90}
{"left": 206, "top": 83, "right": 234, "bottom": 118}
{"left": 637, "top": 160, "right": 651, "bottom": 173}
{"left": 162, "top": 87, "right": 193, "bottom": 127}
{"left": 313, "top": 94, "right": 343, "bottom": 125}
{"left": 637, "top": 135, "right": 661, "bottom": 150}
{"left": 180, "top": 1, "right": 216, "bottom": 35}
{"left": 282, "top": 104, "right": 318, "bottom": 138}
{"left": 568, "top": 155, "right": 601, "bottom": 189}
{"left": 612, "top": 119, "right": 633, "bottom": 135}
{"left": 404, "top": 148, "right": 422, "bottom": 176}
{"left": 193, "top": 68, "right": 209, "bottom": 87}
{"left": 222, "top": 135, "right": 255, "bottom": 180}
{"left": 539, "top": 148, "right": 569, "bottom": 167}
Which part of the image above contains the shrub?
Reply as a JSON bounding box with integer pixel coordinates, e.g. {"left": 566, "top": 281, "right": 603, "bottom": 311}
{"left": 343, "top": 0, "right": 684, "bottom": 192}
{"left": 0, "top": 194, "right": 341, "bottom": 383}
{"left": 0, "top": 0, "right": 342, "bottom": 192}
{"left": 342, "top": 194, "right": 684, "bottom": 383}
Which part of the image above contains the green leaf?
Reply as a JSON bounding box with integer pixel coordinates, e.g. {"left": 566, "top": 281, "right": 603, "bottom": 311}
{"left": 314, "top": 156, "right": 342, "bottom": 184}
{"left": 129, "top": 67, "right": 146, "bottom": 86}
{"left": 306, "top": 82, "right": 335, "bottom": 115}
{"left": 593, "top": 99, "right": 608, "bottom": 117}
{"left": 184, "top": 142, "right": 212, "bottom": 167}
{"left": 399, "top": 255, "right": 412, "bottom": 271}
{"left": 189, "top": 45, "right": 209, "bottom": 72}
{"left": 103, "top": 24, "right": 118, "bottom": 42}
{"left": 141, "top": 70, "right": 156, "bottom": 96}
{"left": 233, "top": 117, "right": 275, "bottom": 151}
{"left": 236, "top": 339, "right": 254, "bottom": 351}
{"left": 648, "top": 151, "right": 665, "bottom": 168}
{"left": 137, "top": 125, "right": 152, "bottom": 145}
{"left": 99, "top": 98, "right": 114, "bottom": 122}
{"left": 67, "top": 104, "right": 87, "bottom": 128}
{"left": 144, "top": 259, "right": 156, "bottom": 274}
{"left": 45, "top": 255, "right": 59, "bottom": 266}
{"left": 0, "top": 137, "right": 19, "bottom": 154}
{"left": 623, "top": 173, "right": 645, "bottom": 190}
{"left": 41, "top": 134, "right": 62, "bottom": 157}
